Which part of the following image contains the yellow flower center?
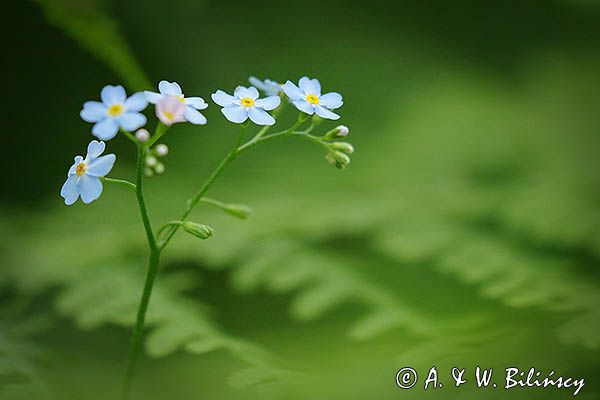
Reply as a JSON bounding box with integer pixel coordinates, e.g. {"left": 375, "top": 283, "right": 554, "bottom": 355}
{"left": 306, "top": 94, "right": 320, "bottom": 105}
{"left": 75, "top": 162, "right": 87, "bottom": 177}
{"left": 162, "top": 111, "right": 175, "bottom": 121}
{"left": 177, "top": 95, "right": 185, "bottom": 103}
{"left": 108, "top": 103, "right": 124, "bottom": 117}
{"left": 240, "top": 97, "right": 255, "bottom": 107}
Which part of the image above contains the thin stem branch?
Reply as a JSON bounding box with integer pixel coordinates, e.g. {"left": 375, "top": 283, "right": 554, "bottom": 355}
{"left": 158, "top": 126, "right": 247, "bottom": 250}
{"left": 101, "top": 177, "right": 136, "bottom": 191}
{"left": 146, "top": 122, "right": 169, "bottom": 148}
{"left": 120, "top": 128, "right": 138, "bottom": 144}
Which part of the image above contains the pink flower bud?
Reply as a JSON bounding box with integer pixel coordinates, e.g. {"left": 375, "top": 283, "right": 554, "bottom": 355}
{"left": 156, "top": 96, "right": 186, "bottom": 126}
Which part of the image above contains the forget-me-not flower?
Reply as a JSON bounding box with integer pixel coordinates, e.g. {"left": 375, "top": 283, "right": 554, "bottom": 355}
{"left": 283, "top": 77, "right": 343, "bottom": 120}
{"left": 156, "top": 95, "right": 186, "bottom": 126}
{"left": 145, "top": 81, "right": 208, "bottom": 125}
{"left": 60, "top": 141, "right": 116, "bottom": 205}
{"left": 211, "top": 86, "right": 281, "bottom": 126}
{"left": 249, "top": 76, "right": 282, "bottom": 97}
{"left": 80, "top": 85, "right": 148, "bottom": 140}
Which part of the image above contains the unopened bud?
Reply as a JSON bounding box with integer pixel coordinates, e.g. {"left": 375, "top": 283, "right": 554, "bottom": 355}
{"left": 325, "top": 151, "right": 350, "bottom": 170}
{"left": 135, "top": 129, "right": 150, "bottom": 142}
{"left": 324, "top": 125, "right": 349, "bottom": 140}
{"left": 222, "top": 203, "right": 252, "bottom": 219}
{"left": 155, "top": 144, "right": 169, "bottom": 157}
{"left": 145, "top": 155, "right": 158, "bottom": 167}
{"left": 182, "top": 222, "right": 214, "bottom": 240}
{"left": 154, "top": 162, "right": 165, "bottom": 174}
{"left": 144, "top": 168, "right": 154, "bottom": 177}
{"left": 329, "top": 142, "right": 354, "bottom": 155}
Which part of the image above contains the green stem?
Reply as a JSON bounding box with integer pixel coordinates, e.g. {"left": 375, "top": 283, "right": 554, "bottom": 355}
{"left": 101, "top": 177, "right": 136, "bottom": 191}
{"left": 122, "top": 144, "right": 160, "bottom": 399}
{"left": 146, "top": 122, "right": 169, "bottom": 148}
{"left": 158, "top": 126, "right": 247, "bottom": 250}
{"left": 237, "top": 117, "right": 308, "bottom": 154}
{"left": 120, "top": 128, "right": 138, "bottom": 144}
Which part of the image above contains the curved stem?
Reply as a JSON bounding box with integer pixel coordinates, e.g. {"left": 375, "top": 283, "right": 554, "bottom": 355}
{"left": 237, "top": 117, "right": 308, "bottom": 154}
{"left": 122, "top": 144, "right": 160, "bottom": 399}
{"left": 158, "top": 126, "right": 247, "bottom": 250}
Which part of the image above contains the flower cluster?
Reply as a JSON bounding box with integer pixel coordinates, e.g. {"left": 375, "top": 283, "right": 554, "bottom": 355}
{"left": 62, "top": 76, "right": 352, "bottom": 205}
{"left": 61, "top": 75, "right": 354, "bottom": 397}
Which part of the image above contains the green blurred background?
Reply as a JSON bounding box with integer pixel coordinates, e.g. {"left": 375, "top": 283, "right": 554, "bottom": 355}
{"left": 2, "top": 0, "right": 600, "bottom": 399}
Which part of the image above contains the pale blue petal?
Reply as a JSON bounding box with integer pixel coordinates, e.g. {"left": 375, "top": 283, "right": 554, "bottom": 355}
{"left": 264, "top": 80, "right": 282, "bottom": 96}
{"left": 309, "top": 78, "right": 321, "bottom": 95}
{"left": 211, "top": 90, "right": 236, "bottom": 107}
{"left": 124, "top": 92, "right": 148, "bottom": 111}
{"left": 60, "top": 175, "right": 80, "bottom": 205}
{"left": 234, "top": 86, "right": 259, "bottom": 100}
{"left": 255, "top": 96, "right": 281, "bottom": 111}
{"left": 145, "top": 91, "right": 163, "bottom": 104}
{"left": 101, "top": 85, "right": 126, "bottom": 105}
{"left": 78, "top": 175, "right": 103, "bottom": 204}
{"left": 86, "top": 154, "right": 116, "bottom": 177}
{"left": 298, "top": 77, "right": 320, "bottom": 95}
{"left": 319, "top": 92, "right": 343, "bottom": 109}
{"left": 158, "top": 80, "right": 182, "bottom": 96}
{"left": 86, "top": 140, "right": 105, "bottom": 159}
{"left": 315, "top": 105, "right": 340, "bottom": 120}
{"left": 185, "top": 97, "right": 208, "bottom": 110}
{"left": 92, "top": 118, "right": 119, "bottom": 140}
{"left": 68, "top": 156, "right": 84, "bottom": 176}
{"left": 184, "top": 107, "right": 207, "bottom": 125}
{"left": 250, "top": 77, "right": 281, "bottom": 96}
{"left": 282, "top": 81, "right": 304, "bottom": 100}
{"left": 248, "top": 107, "right": 275, "bottom": 126}
{"left": 80, "top": 101, "right": 107, "bottom": 122}
{"left": 293, "top": 99, "right": 315, "bottom": 114}
{"left": 119, "top": 112, "right": 146, "bottom": 131}
{"left": 249, "top": 76, "right": 269, "bottom": 92}
{"left": 222, "top": 105, "right": 248, "bottom": 123}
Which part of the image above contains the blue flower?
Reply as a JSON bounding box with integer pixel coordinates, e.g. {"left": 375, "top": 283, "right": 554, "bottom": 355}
{"left": 283, "top": 77, "right": 343, "bottom": 120}
{"left": 60, "top": 141, "right": 116, "bottom": 205}
{"left": 145, "top": 80, "right": 208, "bottom": 125}
{"left": 249, "top": 76, "right": 282, "bottom": 97}
{"left": 80, "top": 85, "right": 148, "bottom": 140}
{"left": 211, "top": 86, "right": 281, "bottom": 126}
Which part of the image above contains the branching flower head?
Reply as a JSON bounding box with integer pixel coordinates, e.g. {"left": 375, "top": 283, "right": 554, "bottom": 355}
{"left": 283, "top": 77, "right": 343, "bottom": 120}
{"left": 211, "top": 86, "right": 281, "bottom": 126}
{"left": 249, "top": 76, "right": 282, "bottom": 97}
{"left": 80, "top": 85, "right": 148, "bottom": 140}
{"left": 60, "top": 140, "right": 116, "bottom": 205}
{"left": 145, "top": 80, "right": 208, "bottom": 125}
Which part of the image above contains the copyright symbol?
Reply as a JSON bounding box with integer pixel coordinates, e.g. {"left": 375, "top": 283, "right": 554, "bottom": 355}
{"left": 396, "top": 367, "right": 418, "bottom": 389}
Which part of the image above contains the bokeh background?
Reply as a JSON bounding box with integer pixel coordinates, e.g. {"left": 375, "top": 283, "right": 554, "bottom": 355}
{"left": 2, "top": 0, "right": 600, "bottom": 399}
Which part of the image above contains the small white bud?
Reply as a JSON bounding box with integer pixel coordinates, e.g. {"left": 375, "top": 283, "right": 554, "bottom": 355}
{"left": 145, "top": 155, "right": 158, "bottom": 167}
{"left": 324, "top": 125, "right": 350, "bottom": 140}
{"left": 144, "top": 168, "right": 154, "bottom": 177}
{"left": 155, "top": 144, "right": 169, "bottom": 157}
{"left": 135, "top": 129, "right": 150, "bottom": 142}
{"left": 337, "top": 125, "right": 349, "bottom": 137}
{"left": 154, "top": 162, "right": 165, "bottom": 174}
